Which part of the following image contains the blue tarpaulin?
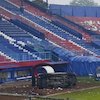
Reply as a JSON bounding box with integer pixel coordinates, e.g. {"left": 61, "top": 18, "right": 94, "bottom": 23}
{"left": 69, "top": 56, "right": 100, "bottom": 76}
{"left": 53, "top": 47, "right": 100, "bottom": 76}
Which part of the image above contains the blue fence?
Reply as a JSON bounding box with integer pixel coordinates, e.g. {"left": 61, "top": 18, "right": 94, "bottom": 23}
{"left": 49, "top": 5, "right": 100, "bottom": 17}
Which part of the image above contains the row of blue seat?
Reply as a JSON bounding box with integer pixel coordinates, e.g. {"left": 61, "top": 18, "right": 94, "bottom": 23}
{"left": 52, "top": 20, "right": 82, "bottom": 39}
{"left": 10, "top": 19, "right": 45, "bottom": 40}
{"left": 0, "top": 35, "right": 35, "bottom": 61}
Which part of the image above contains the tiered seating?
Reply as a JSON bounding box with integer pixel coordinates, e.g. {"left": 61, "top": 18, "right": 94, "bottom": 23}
{"left": 0, "top": 19, "right": 76, "bottom": 61}
{"left": 0, "top": 19, "right": 50, "bottom": 61}
{"left": 10, "top": 19, "right": 45, "bottom": 39}
{"left": 56, "top": 17, "right": 92, "bottom": 42}
{"left": 10, "top": 19, "right": 83, "bottom": 51}
{"left": 0, "top": 33, "right": 36, "bottom": 61}
{"left": 60, "top": 16, "right": 98, "bottom": 37}
{"left": 0, "top": 20, "right": 33, "bottom": 41}
{"left": 65, "top": 16, "right": 100, "bottom": 34}
{"left": 52, "top": 20, "right": 82, "bottom": 39}
{"left": 64, "top": 16, "right": 100, "bottom": 49}
{"left": 12, "top": 19, "right": 84, "bottom": 54}
{"left": 0, "top": 10, "right": 52, "bottom": 55}
{"left": 1, "top": 0, "right": 100, "bottom": 56}
{"left": 27, "top": 14, "right": 99, "bottom": 55}
{"left": 0, "top": 0, "right": 84, "bottom": 54}
{"left": 10, "top": 0, "right": 93, "bottom": 43}
{"left": 0, "top": 2, "right": 99, "bottom": 54}
{"left": 8, "top": 0, "right": 92, "bottom": 42}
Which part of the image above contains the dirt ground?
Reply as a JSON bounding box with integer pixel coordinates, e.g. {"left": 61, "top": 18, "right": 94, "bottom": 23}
{"left": 0, "top": 95, "right": 27, "bottom": 100}
{"left": 0, "top": 79, "right": 99, "bottom": 100}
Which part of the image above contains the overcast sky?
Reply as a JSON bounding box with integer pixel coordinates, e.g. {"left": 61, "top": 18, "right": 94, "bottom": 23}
{"left": 43, "top": 0, "right": 100, "bottom": 5}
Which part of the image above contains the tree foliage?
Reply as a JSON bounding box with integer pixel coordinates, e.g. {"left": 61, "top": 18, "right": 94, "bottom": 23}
{"left": 70, "top": 0, "right": 98, "bottom": 6}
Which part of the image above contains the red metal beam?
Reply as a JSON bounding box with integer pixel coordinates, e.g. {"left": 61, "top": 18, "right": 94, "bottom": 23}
{"left": 0, "top": 60, "right": 49, "bottom": 69}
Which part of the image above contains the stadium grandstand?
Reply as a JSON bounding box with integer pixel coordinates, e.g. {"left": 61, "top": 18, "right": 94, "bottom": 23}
{"left": 0, "top": 0, "right": 100, "bottom": 83}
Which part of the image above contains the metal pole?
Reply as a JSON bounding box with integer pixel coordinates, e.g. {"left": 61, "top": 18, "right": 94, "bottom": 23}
{"left": 46, "top": 0, "right": 49, "bottom": 9}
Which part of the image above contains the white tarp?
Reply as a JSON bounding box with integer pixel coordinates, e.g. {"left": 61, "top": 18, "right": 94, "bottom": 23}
{"left": 42, "top": 66, "right": 55, "bottom": 73}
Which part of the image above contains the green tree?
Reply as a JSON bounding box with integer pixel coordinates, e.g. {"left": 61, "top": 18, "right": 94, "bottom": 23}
{"left": 70, "top": 0, "right": 98, "bottom": 6}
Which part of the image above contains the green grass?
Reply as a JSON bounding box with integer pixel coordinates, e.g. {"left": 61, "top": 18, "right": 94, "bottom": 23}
{"left": 34, "top": 77, "right": 100, "bottom": 100}
{"left": 50, "top": 77, "right": 100, "bottom": 100}
{"left": 77, "top": 77, "right": 100, "bottom": 84}
{"left": 51, "top": 88, "right": 100, "bottom": 100}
